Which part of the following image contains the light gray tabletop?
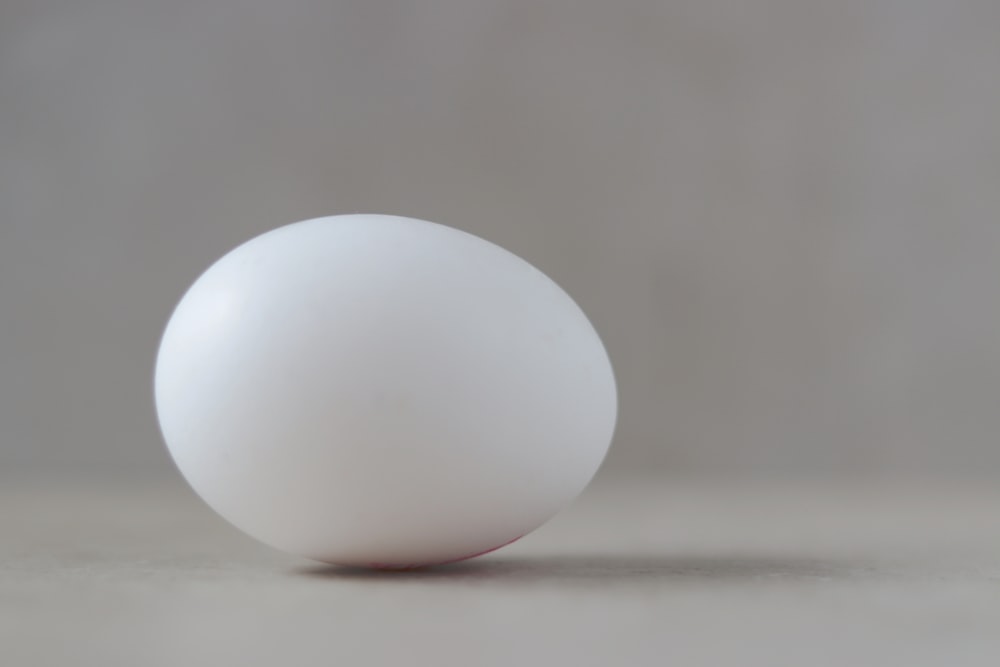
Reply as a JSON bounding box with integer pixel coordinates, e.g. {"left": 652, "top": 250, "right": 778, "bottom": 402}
{"left": 3, "top": 472, "right": 999, "bottom": 666}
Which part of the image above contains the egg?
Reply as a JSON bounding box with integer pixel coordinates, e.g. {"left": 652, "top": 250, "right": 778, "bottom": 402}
{"left": 155, "top": 214, "right": 617, "bottom": 568}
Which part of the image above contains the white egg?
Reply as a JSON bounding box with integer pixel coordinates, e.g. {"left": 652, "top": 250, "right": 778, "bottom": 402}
{"left": 155, "top": 215, "right": 617, "bottom": 568}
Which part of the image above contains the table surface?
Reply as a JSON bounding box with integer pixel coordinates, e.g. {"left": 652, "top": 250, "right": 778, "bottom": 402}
{"left": 3, "top": 471, "right": 1000, "bottom": 666}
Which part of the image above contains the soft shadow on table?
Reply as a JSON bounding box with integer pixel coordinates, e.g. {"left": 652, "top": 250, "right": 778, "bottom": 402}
{"left": 295, "top": 553, "right": 879, "bottom": 585}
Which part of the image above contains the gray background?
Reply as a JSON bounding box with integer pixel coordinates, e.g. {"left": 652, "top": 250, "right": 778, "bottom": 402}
{"left": 2, "top": 0, "right": 999, "bottom": 477}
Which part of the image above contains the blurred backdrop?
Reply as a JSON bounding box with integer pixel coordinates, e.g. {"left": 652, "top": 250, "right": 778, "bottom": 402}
{"left": 2, "top": 0, "right": 999, "bottom": 477}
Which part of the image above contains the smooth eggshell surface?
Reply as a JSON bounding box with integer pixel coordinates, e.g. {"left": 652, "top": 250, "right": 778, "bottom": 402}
{"left": 155, "top": 215, "right": 617, "bottom": 567}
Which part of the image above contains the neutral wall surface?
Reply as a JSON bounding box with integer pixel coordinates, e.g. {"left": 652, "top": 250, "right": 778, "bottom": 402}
{"left": 2, "top": 0, "right": 999, "bottom": 475}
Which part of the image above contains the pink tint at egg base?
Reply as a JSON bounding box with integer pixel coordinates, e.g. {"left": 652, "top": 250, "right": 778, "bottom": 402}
{"left": 365, "top": 534, "right": 526, "bottom": 571}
